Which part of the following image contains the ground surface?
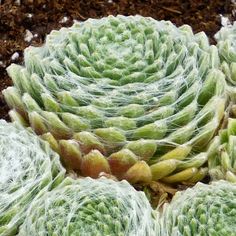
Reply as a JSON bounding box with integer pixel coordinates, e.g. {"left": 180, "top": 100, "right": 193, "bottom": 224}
{"left": 0, "top": 0, "right": 235, "bottom": 119}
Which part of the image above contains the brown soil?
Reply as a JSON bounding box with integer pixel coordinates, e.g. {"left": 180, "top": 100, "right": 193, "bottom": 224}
{"left": 0, "top": 0, "right": 235, "bottom": 119}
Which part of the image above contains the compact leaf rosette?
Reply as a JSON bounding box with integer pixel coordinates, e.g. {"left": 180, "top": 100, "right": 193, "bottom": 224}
{"left": 208, "top": 118, "right": 236, "bottom": 182}
{"left": 3, "top": 15, "right": 227, "bottom": 184}
{"left": 0, "top": 120, "right": 65, "bottom": 235}
{"left": 19, "top": 177, "right": 159, "bottom": 236}
{"left": 215, "top": 22, "right": 236, "bottom": 102}
{"left": 161, "top": 180, "right": 236, "bottom": 236}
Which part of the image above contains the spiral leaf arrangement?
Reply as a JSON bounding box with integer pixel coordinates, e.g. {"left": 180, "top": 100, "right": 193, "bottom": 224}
{"left": 19, "top": 177, "right": 159, "bottom": 236}
{"left": 161, "top": 180, "right": 236, "bottom": 236}
{"left": 2, "top": 15, "right": 228, "bottom": 185}
{"left": 0, "top": 120, "right": 65, "bottom": 236}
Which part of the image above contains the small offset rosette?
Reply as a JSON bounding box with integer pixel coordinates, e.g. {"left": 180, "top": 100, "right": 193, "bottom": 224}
{"left": 19, "top": 177, "right": 159, "bottom": 236}
{"left": 215, "top": 22, "right": 236, "bottom": 102}
{"left": 161, "top": 180, "right": 236, "bottom": 235}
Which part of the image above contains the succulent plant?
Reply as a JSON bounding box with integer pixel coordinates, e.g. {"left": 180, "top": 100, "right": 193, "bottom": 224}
{"left": 161, "top": 180, "right": 236, "bottom": 236}
{"left": 0, "top": 119, "right": 65, "bottom": 235}
{"left": 19, "top": 177, "right": 159, "bottom": 236}
{"left": 3, "top": 15, "right": 227, "bottom": 184}
{"left": 215, "top": 22, "right": 236, "bottom": 102}
{"left": 215, "top": 22, "right": 236, "bottom": 64}
{"left": 208, "top": 118, "right": 236, "bottom": 182}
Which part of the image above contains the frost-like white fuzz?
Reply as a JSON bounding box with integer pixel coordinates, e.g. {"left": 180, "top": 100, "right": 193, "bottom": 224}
{"left": 19, "top": 177, "right": 159, "bottom": 236}
{"left": 161, "top": 180, "right": 236, "bottom": 236}
{"left": 0, "top": 120, "right": 65, "bottom": 235}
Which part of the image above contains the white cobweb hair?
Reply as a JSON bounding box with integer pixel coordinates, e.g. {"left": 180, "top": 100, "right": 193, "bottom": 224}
{"left": 160, "top": 180, "right": 236, "bottom": 236}
{"left": 19, "top": 177, "right": 159, "bottom": 236}
{"left": 0, "top": 119, "right": 65, "bottom": 235}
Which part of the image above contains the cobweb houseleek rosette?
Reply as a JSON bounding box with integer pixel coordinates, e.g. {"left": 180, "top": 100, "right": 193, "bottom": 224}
{"left": 215, "top": 22, "right": 236, "bottom": 102}
{"left": 19, "top": 177, "right": 159, "bottom": 236}
{"left": 208, "top": 118, "right": 236, "bottom": 182}
{"left": 3, "top": 15, "right": 227, "bottom": 184}
{"left": 160, "top": 180, "right": 236, "bottom": 236}
{"left": 0, "top": 120, "right": 65, "bottom": 236}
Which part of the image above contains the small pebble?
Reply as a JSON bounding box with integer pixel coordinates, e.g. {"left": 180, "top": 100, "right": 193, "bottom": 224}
{"left": 11, "top": 52, "right": 19, "bottom": 61}
{"left": 24, "top": 29, "right": 34, "bottom": 42}
{"left": 59, "top": 16, "right": 69, "bottom": 23}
